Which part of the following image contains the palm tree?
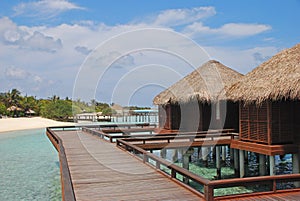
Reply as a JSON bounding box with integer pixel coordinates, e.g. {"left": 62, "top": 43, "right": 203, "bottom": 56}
{"left": 4, "top": 88, "right": 21, "bottom": 107}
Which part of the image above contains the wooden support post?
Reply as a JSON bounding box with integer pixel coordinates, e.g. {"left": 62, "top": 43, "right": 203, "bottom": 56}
{"left": 216, "top": 146, "right": 221, "bottom": 179}
{"left": 269, "top": 155, "right": 275, "bottom": 176}
{"left": 244, "top": 151, "right": 248, "bottom": 163}
{"left": 259, "top": 154, "right": 266, "bottom": 176}
{"left": 183, "top": 148, "right": 194, "bottom": 184}
{"left": 160, "top": 148, "right": 167, "bottom": 159}
{"left": 239, "top": 150, "right": 245, "bottom": 178}
{"left": 230, "top": 147, "right": 234, "bottom": 162}
{"left": 292, "top": 153, "right": 300, "bottom": 187}
{"left": 202, "top": 147, "right": 209, "bottom": 167}
{"left": 172, "top": 149, "right": 178, "bottom": 162}
{"left": 293, "top": 153, "right": 300, "bottom": 173}
{"left": 222, "top": 146, "right": 226, "bottom": 162}
{"left": 212, "top": 146, "right": 216, "bottom": 159}
{"left": 234, "top": 149, "right": 239, "bottom": 177}
{"left": 197, "top": 147, "right": 202, "bottom": 159}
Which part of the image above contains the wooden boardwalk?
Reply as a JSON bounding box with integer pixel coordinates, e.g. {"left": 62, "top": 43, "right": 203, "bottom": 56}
{"left": 54, "top": 130, "right": 203, "bottom": 201}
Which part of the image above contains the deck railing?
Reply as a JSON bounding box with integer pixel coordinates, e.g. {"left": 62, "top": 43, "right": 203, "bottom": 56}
{"left": 116, "top": 138, "right": 300, "bottom": 201}
{"left": 46, "top": 127, "right": 77, "bottom": 201}
{"left": 83, "top": 127, "right": 237, "bottom": 143}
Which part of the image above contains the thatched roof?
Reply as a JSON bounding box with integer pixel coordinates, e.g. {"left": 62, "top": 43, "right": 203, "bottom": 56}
{"left": 153, "top": 60, "right": 243, "bottom": 105}
{"left": 226, "top": 43, "right": 300, "bottom": 104}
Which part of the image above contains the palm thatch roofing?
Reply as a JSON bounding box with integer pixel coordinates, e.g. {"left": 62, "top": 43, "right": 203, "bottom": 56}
{"left": 153, "top": 60, "right": 243, "bottom": 105}
{"left": 226, "top": 43, "right": 300, "bottom": 104}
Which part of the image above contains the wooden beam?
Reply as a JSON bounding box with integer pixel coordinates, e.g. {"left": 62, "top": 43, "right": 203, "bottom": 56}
{"left": 135, "top": 139, "right": 232, "bottom": 150}
{"left": 231, "top": 140, "right": 299, "bottom": 156}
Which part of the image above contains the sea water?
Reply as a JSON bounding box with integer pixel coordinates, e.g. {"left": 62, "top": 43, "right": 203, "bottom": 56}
{"left": 0, "top": 129, "right": 61, "bottom": 201}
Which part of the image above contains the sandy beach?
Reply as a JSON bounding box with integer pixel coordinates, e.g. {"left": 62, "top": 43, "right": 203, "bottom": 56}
{"left": 0, "top": 117, "right": 75, "bottom": 133}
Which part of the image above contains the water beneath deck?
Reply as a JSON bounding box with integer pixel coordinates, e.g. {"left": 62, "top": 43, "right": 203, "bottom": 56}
{"left": 0, "top": 129, "right": 61, "bottom": 201}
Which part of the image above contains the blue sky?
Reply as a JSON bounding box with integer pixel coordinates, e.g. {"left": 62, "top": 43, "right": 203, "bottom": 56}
{"left": 0, "top": 0, "right": 299, "bottom": 106}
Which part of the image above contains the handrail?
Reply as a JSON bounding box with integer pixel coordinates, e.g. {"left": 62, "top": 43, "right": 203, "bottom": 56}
{"left": 83, "top": 127, "right": 237, "bottom": 143}
{"left": 46, "top": 128, "right": 76, "bottom": 201}
{"left": 116, "top": 138, "right": 209, "bottom": 199}
{"left": 84, "top": 123, "right": 157, "bottom": 130}
{"left": 116, "top": 136, "right": 300, "bottom": 201}
{"left": 209, "top": 173, "right": 300, "bottom": 200}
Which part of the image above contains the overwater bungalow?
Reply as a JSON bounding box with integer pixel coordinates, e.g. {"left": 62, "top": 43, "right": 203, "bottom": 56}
{"left": 226, "top": 43, "right": 300, "bottom": 177}
{"left": 153, "top": 60, "right": 243, "bottom": 132}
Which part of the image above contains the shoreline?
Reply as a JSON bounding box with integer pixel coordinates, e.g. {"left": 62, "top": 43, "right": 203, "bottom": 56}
{"left": 0, "top": 117, "right": 75, "bottom": 133}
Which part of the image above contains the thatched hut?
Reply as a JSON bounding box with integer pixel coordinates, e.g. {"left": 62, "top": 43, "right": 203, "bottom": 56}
{"left": 153, "top": 60, "right": 243, "bottom": 132}
{"left": 227, "top": 43, "right": 300, "bottom": 156}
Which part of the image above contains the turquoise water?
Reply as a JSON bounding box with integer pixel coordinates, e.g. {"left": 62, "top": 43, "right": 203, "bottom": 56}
{"left": 0, "top": 129, "right": 61, "bottom": 201}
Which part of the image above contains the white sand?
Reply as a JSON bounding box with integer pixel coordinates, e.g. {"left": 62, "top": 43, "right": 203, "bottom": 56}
{"left": 0, "top": 117, "right": 75, "bottom": 133}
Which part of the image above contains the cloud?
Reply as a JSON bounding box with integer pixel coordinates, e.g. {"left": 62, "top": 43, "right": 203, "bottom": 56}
{"left": 4, "top": 66, "right": 44, "bottom": 83}
{"left": 184, "top": 22, "right": 271, "bottom": 38}
{"left": 75, "top": 46, "right": 92, "bottom": 55}
{"left": 252, "top": 52, "right": 271, "bottom": 65}
{"left": 13, "top": 0, "right": 84, "bottom": 19}
{"left": 0, "top": 18, "right": 62, "bottom": 52}
{"left": 218, "top": 23, "right": 272, "bottom": 36}
{"left": 0, "top": 4, "right": 277, "bottom": 103}
{"left": 22, "top": 31, "right": 62, "bottom": 52}
{"left": 148, "top": 7, "right": 216, "bottom": 27}
{"left": 5, "top": 66, "right": 30, "bottom": 80}
{"left": 205, "top": 46, "right": 279, "bottom": 74}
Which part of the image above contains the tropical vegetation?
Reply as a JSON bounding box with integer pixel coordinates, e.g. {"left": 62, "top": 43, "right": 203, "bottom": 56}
{"left": 0, "top": 88, "right": 150, "bottom": 121}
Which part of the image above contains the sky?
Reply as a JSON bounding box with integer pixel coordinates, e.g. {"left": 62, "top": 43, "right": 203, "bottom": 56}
{"left": 0, "top": 0, "right": 299, "bottom": 106}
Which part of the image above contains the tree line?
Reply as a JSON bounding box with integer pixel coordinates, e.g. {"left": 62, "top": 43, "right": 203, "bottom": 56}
{"left": 0, "top": 88, "right": 143, "bottom": 121}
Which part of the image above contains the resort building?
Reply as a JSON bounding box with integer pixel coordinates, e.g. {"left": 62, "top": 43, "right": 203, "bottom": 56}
{"left": 153, "top": 60, "right": 243, "bottom": 132}
{"left": 226, "top": 43, "right": 300, "bottom": 177}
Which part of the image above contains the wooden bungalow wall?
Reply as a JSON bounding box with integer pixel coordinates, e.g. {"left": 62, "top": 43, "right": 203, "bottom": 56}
{"left": 240, "top": 100, "right": 299, "bottom": 145}
{"left": 158, "top": 104, "right": 180, "bottom": 130}
{"left": 158, "top": 101, "right": 239, "bottom": 132}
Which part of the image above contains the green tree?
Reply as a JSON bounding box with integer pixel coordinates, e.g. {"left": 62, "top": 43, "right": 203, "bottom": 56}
{"left": 4, "top": 88, "right": 21, "bottom": 107}
{"left": 41, "top": 99, "right": 72, "bottom": 121}
{"left": 0, "top": 102, "right": 7, "bottom": 115}
{"left": 20, "top": 96, "right": 38, "bottom": 113}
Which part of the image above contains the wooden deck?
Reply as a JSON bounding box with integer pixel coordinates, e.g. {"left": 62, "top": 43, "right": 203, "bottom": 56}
{"left": 47, "top": 126, "right": 300, "bottom": 201}
{"left": 52, "top": 130, "right": 203, "bottom": 200}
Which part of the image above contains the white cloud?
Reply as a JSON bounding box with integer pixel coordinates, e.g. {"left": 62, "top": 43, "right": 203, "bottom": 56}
{"left": 21, "top": 31, "right": 62, "bottom": 52}
{"left": 0, "top": 18, "right": 62, "bottom": 52}
{"left": 205, "top": 46, "right": 279, "bottom": 74}
{"left": 150, "top": 7, "right": 216, "bottom": 27}
{"left": 5, "top": 66, "right": 30, "bottom": 80}
{"left": 184, "top": 22, "right": 271, "bottom": 38}
{"left": 13, "top": 0, "right": 84, "bottom": 19}
{"left": 0, "top": 5, "right": 277, "bottom": 103}
{"left": 75, "top": 46, "right": 92, "bottom": 55}
{"left": 218, "top": 23, "right": 271, "bottom": 36}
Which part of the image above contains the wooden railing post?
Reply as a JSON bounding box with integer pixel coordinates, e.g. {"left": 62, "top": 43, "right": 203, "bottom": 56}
{"left": 156, "top": 161, "right": 160, "bottom": 169}
{"left": 171, "top": 169, "right": 176, "bottom": 179}
{"left": 143, "top": 154, "right": 148, "bottom": 163}
{"left": 273, "top": 178, "right": 277, "bottom": 193}
{"left": 204, "top": 184, "right": 214, "bottom": 201}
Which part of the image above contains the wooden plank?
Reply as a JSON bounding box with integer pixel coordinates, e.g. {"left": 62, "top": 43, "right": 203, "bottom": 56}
{"left": 54, "top": 130, "right": 203, "bottom": 201}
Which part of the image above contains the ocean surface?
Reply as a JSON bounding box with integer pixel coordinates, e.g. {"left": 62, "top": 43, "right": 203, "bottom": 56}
{"left": 0, "top": 129, "right": 61, "bottom": 201}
